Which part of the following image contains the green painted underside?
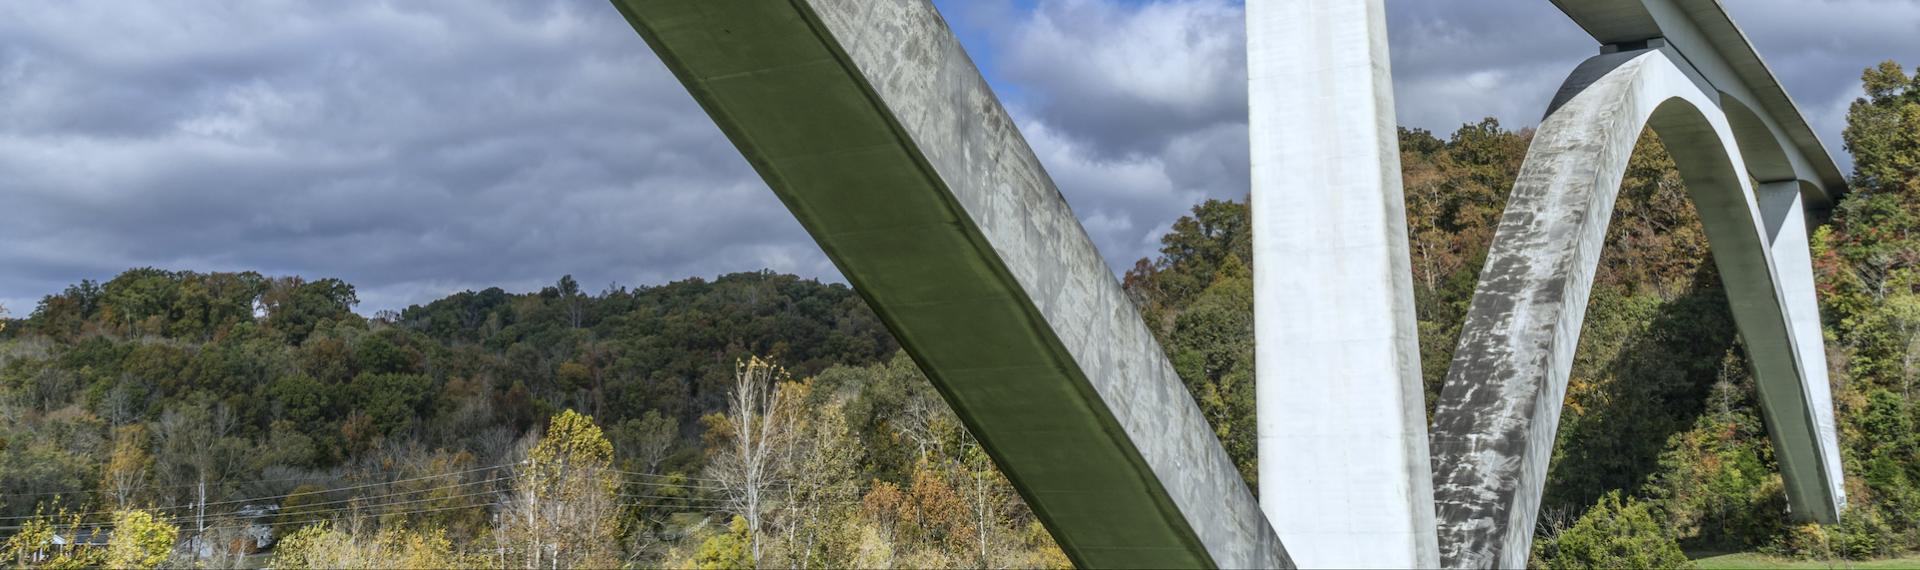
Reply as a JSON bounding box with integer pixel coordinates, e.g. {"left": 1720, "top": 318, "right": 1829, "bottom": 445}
{"left": 608, "top": 1, "right": 1213, "bottom": 568}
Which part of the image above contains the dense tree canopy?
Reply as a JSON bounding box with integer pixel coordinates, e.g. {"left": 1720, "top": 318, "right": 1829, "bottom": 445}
{"left": 0, "top": 269, "right": 1065, "bottom": 566}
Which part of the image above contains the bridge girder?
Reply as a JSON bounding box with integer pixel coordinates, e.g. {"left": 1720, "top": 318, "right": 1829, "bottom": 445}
{"left": 609, "top": 1, "right": 1289, "bottom": 568}
{"left": 1551, "top": 0, "right": 1849, "bottom": 209}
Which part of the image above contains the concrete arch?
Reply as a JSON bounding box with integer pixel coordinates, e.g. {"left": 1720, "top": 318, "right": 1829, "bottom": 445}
{"left": 1428, "top": 48, "right": 1845, "bottom": 569}
{"left": 1718, "top": 94, "right": 1799, "bottom": 184}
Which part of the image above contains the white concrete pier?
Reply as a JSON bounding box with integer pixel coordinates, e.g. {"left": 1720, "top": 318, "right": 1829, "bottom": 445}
{"left": 1248, "top": 1, "right": 1438, "bottom": 567}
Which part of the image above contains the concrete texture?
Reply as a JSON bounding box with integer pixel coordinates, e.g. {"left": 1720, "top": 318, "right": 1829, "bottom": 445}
{"left": 609, "top": 1, "right": 1289, "bottom": 568}
{"left": 1246, "top": 1, "right": 1438, "bottom": 567}
{"left": 1757, "top": 180, "right": 1847, "bottom": 522}
{"left": 1548, "top": 0, "right": 1847, "bottom": 208}
{"left": 1429, "top": 48, "right": 1845, "bottom": 568}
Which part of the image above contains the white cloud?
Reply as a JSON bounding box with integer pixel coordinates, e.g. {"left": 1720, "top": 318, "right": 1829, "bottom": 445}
{"left": 994, "top": 0, "right": 1245, "bottom": 158}
{"left": 950, "top": 0, "right": 1249, "bottom": 271}
{"left": 1384, "top": 0, "right": 1592, "bottom": 135}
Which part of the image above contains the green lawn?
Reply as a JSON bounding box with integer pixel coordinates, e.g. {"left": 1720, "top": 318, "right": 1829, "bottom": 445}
{"left": 1693, "top": 552, "right": 1920, "bottom": 569}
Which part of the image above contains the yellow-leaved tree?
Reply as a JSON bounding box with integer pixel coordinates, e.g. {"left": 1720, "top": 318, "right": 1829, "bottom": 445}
{"left": 1, "top": 512, "right": 56, "bottom": 568}
{"left": 498, "top": 408, "right": 620, "bottom": 569}
{"left": 271, "top": 522, "right": 479, "bottom": 569}
{"left": 105, "top": 509, "right": 178, "bottom": 569}
{"left": 101, "top": 425, "right": 153, "bottom": 508}
{"left": 693, "top": 516, "right": 754, "bottom": 570}
{"left": 0, "top": 508, "right": 106, "bottom": 568}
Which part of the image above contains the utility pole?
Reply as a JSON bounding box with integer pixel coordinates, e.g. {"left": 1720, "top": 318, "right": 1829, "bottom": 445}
{"left": 196, "top": 475, "right": 207, "bottom": 559}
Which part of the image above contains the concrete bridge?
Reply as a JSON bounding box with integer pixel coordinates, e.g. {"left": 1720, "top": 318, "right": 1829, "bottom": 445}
{"left": 610, "top": 0, "right": 1846, "bottom": 568}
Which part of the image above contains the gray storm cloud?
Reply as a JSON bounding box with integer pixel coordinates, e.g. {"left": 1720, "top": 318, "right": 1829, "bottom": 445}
{"left": 0, "top": 0, "right": 1912, "bottom": 313}
{"left": 0, "top": 0, "right": 830, "bottom": 313}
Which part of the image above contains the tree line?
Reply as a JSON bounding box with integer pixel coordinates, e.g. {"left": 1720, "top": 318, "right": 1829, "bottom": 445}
{"left": 0, "top": 268, "right": 1065, "bottom": 567}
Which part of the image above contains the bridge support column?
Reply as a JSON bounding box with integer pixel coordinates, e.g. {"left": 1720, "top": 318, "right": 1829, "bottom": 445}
{"left": 1248, "top": 1, "right": 1437, "bottom": 566}
{"left": 1756, "top": 180, "right": 1847, "bottom": 522}
{"left": 1429, "top": 48, "right": 1846, "bottom": 568}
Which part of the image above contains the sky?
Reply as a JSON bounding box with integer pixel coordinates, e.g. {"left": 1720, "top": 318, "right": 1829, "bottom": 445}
{"left": 1, "top": 0, "right": 1915, "bottom": 315}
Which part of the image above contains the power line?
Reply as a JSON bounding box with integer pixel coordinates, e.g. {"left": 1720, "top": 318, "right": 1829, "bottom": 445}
{"left": 2, "top": 487, "right": 509, "bottom": 532}
{"left": 0, "top": 492, "right": 810, "bottom": 535}
{"left": 1, "top": 471, "right": 712, "bottom": 524}
{"left": 1, "top": 475, "right": 512, "bottom": 522}
{"left": 191, "top": 501, "right": 510, "bottom": 534}
{"left": 0, "top": 467, "right": 773, "bottom": 536}
{"left": 0, "top": 471, "right": 337, "bottom": 501}
{"left": 0, "top": 477, "right": 730, "bottom": 530}
{"left": 218, "top": 477, "right": 510, "bottom": 516}
{"left": 1, "top": 462, "right": 515, "bottom": 508}
{"left": 1, "top": 465, "right": 515, "bottom": 522}
{"left": 193, "top": 499, "right": 746, "bottom": 535}
{"left": 609, "top": 469, "right": 728, "bottom": 484}
{"left": 614, "top": 493, "right": 730, "bottom": 504}
{"left": 1, "top": 464, "right": 718, "bottom": 511}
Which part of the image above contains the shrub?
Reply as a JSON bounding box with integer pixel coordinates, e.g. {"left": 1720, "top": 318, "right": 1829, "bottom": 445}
{"left": 1534, "top": 491, "right": 1694, "bottom": 569}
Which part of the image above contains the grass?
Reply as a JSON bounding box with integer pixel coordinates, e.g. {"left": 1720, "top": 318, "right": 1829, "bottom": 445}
{"left": 1692, "top": 552, "right": 1920, "bottom": 569}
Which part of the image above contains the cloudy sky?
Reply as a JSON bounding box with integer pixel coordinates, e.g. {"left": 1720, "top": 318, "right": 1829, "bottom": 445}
{"left": 2, "top": 1, "right": 1915, "bottom": 314}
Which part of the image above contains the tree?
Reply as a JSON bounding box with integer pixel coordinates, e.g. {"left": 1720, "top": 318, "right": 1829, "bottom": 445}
{"left": 777, "top": 389, "right": 862, "bottom": 569}
{"left": 99, "top": 268, "right": 182, "bottom": 333}
{"left": 101, "top": 425, "right": 152, "bottom": 508}
{"left": 0, "top": 509, "right": 102, "bottom": 568}
{"left": 272, "top": 522, "right": 478, "bottom": 569}
{"left": 1, "top": 512, "right": 55, "bottom": 567}
{"left": 1533, "top": 491, "right": 1693, "bottom": 569}
{"left": 499, "top": 409, "right": 620, "bottom": 569}
{"left": 1804, "top": 60, "right": 1920, "bottom": 557}
{"left": 261, "top": 276, "right": 359, "bottom": 344}
{"left": 276, "top": 484, "right": 330, "bottom": 530}
{"left": 105, "top": 509, "right": 178, "bottom": 569}
{"left": 693, "top": 516, "right": 756, "bottom": 570}
{"left": 1123, "top": 199, "right": 1252, "bottom": 330}
{"left": 350, "top": 372, "right": 432, "bottom": 437}
{"left": 1844, "top": 61, "right": 1920, "bottom": 193}
{"left": 555, "top": 275, "right": 588, "bottom": 329}
{"left": 885, "top": 457, "right": 973, "bottom": 567}
{"left": 1165, "top": 254, "right": 1257, "bottom": 488}
{"left": 960, "top": 440, "right": 1020, "bottom": 568}
{"left": 613, "top": 410, "right": 678, "bottom": 475}
{"left": 705, "top": 356, "right": 793, "bottom": 566}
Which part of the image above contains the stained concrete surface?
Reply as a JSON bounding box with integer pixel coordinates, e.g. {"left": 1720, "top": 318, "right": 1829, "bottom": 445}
{"left": 1430, "top": 48, "right": 1843, "bottom": 569}
{"left": 610, "top": 1, "right": 1289, "bottom": 568}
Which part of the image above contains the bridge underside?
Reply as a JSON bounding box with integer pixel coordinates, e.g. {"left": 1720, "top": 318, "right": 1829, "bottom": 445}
{"left": 610, "top": 1, "right": 1287, "bottom": 568}
{"left": 1425, "top": 4, "right": 1850, "bottom": 568}
{"left": 1429, "top": 46, "right": 1846, "bottom": 568}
